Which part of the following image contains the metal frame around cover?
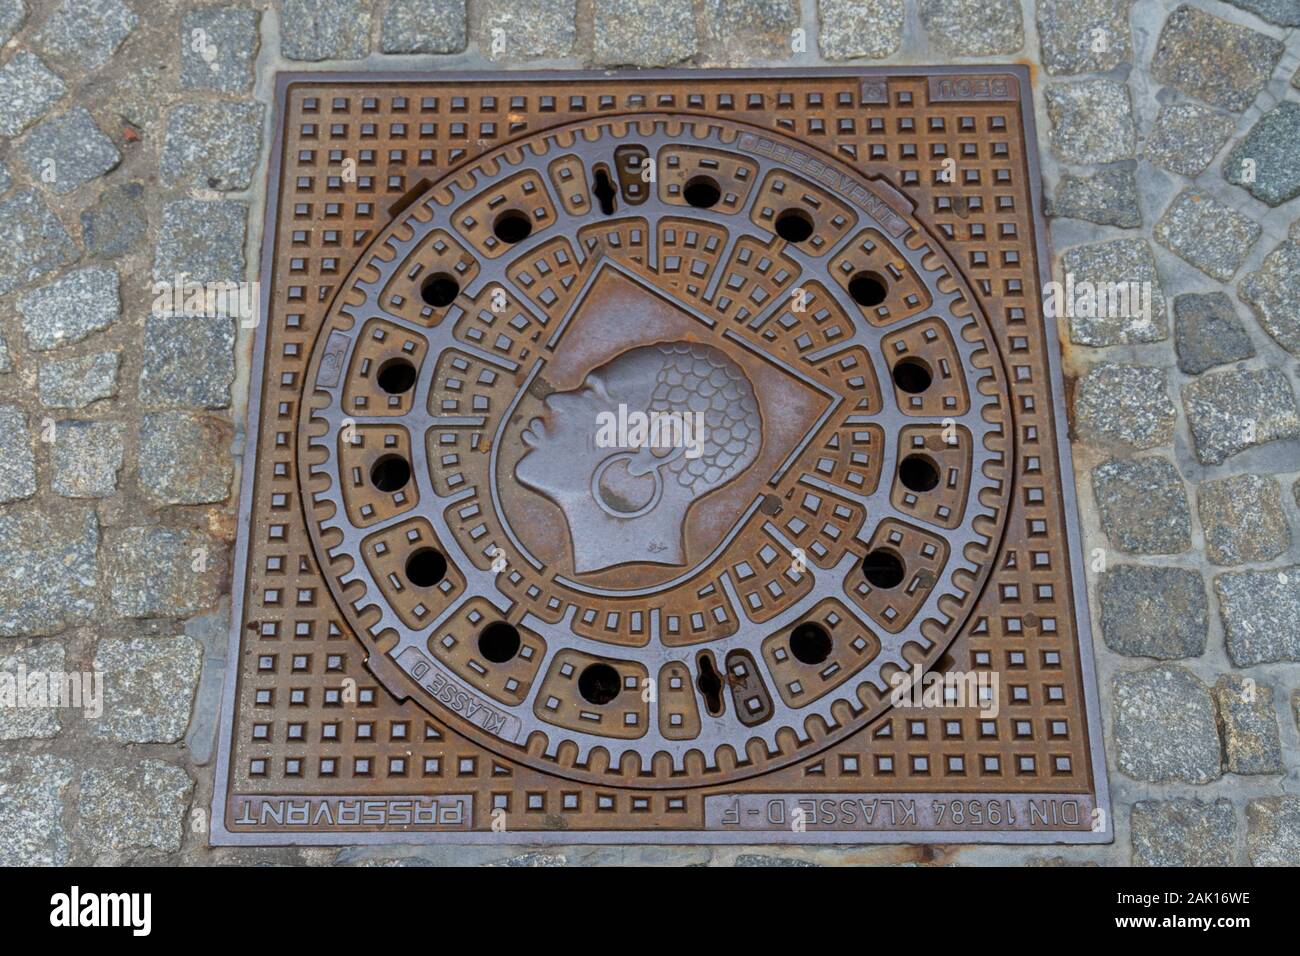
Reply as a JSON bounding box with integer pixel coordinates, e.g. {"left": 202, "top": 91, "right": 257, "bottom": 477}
{"left": 210, "top": 65, "right": 1113, "bottom": 846}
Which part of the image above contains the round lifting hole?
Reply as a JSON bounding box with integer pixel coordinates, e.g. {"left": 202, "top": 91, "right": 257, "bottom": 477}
{"left": 899, "top": 454, "right": 941, "bottom": 493}
{"left": 405, "top": 547, "right": 447, "bottom": 587}
{"left": 369, "top": 454, "right": 411, "bottom": 493}
{"left": 774, "top": 208, "right": 814, "bottom": 243}
{"left": 420, "top": 272, "right": 460, "bottom": 308}
{"left": 848, "top": 271, "right": 888, "bottom": 307}
{"left": 683, "top": 175, "right": 721, "bottom": 209}
{"left": 789, "top": 621, "right": 833, "bottom": 665}
{"left": 578, "top": 662, "right": 622, "bottom": 705}
{"left": 478, "top": 621, "right": 521, "bottom": 663}
{"left": 892, "top": 356, "right": 933, "bottom": 394}
{"left": 376, "top": 357, "right": 417, "bottom": 394}
{"left": 861, "top": 549, "right": 906, "bottom": 589}
{"left": 492, "top": 210, "right": 533, "bottom": 244}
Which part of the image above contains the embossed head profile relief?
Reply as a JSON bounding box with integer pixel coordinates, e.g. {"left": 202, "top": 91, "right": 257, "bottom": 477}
{"left": 516, "top": 341, "right": 762, "bottom": 573}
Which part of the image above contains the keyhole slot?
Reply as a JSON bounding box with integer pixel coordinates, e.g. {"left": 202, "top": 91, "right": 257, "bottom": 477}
{"left": 696, "top": 651, "right": 725, "bottom": 717}
{"left": 592, "top": 164, "right": 617, "bottom": 215}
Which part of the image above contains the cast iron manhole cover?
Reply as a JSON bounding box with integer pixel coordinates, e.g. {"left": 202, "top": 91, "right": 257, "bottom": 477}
{"left": 213, "top": 68, "right": 1111, "bottom": 845}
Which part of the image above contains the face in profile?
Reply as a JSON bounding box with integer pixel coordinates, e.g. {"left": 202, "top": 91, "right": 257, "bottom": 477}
{"left": 515, "top": 341, "right": 761, "bottom": 574}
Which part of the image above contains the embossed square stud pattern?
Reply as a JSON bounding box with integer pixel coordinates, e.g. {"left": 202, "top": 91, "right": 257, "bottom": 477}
{"left": 212, "top": 68, "right": 1111, "bottom": 844}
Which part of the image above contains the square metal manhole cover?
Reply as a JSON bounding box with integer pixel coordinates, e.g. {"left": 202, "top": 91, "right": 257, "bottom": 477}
{"left": 213, "top": 67, "right": 1111, "bottom": 845}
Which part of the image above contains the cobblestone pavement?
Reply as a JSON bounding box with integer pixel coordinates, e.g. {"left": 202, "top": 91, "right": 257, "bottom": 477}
{"left": 0, "top": 0, "right": 1297, "bottom": 867}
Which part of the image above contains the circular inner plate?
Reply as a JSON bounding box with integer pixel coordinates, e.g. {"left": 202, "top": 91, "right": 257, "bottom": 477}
{"left": 299, "top": 114, "right": 1012, "bottom": 788}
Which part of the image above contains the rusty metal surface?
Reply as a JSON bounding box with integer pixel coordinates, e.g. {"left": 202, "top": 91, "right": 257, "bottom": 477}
{"left": 212, "top": 67, "right": 1111, "bottom": 845}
